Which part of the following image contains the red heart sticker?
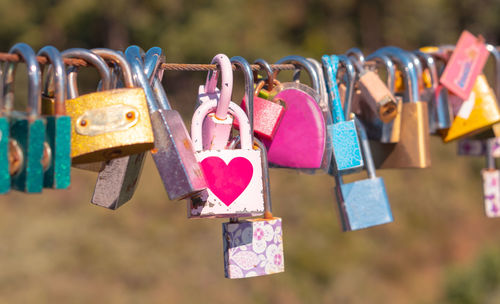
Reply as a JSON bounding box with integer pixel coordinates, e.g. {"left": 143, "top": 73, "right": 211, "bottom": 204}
{"left": 200, "top": 157, "right": 253, "bottom": 206}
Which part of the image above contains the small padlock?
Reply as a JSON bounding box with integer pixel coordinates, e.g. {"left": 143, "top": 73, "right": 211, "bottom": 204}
{"left": 334, "top": 115, "right": 393, "bottom": 231}
{"left": 369, "top": 47, "right": 431, "bottom": 169}
{"left": 38, "top": 46, "right": 71, "bottom": 189}
{"left": 126, "top": 46, "right": 207, "bottom": 201}
{"left": 322, "top": 54, "right": 363, "bottom": 174}
{"left": 223, "top": 138, "right": 284, "bottom": 279}
{"left": 64, "top": 48, "right": 154, "bottom": 164}
{"left": 3, "top": 43, "right": 48, "bottom": 193}
{"left": 189, "top": 99, "right": 264, "bottom": 218}
{"left": 482, "top": 139, "right": 500, "bottom": 217}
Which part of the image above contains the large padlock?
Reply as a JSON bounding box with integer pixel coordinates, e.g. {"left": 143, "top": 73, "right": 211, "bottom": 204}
{"left": 334, "top": 116, "right": 393, "bottom": 231}
{"left": 369, "top": 47, "right": 431, "bottom": 169}
{"left": 482, "top": 139, "right": 500, "bottom": 217}
{"left": 3, "top": 43, "right": 48, "bottom": 193}
{"left": 38, "top": 46, "right": 71, "bottom": 189}
{"left": 261, "top": 55, "right": 328, "bottom": 170}
{"left": 126, "top": 46, "right": 207, "bottom": 201}
{"left": 64, "top": 47, "right": 154, "bottom": 164}
{"left": 223, "top": 138, "right": 284, "bottom": 279}
{"left": 189, "top": 99, "right": 264, "bottom": 218}
{"left": 322, "top": 54, "right": 363, "bottom": 174}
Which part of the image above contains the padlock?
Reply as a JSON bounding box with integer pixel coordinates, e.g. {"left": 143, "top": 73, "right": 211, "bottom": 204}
{"left": 481, "top": 139, "right": 500, "bottom": 217}
{"left": 0, "top": 61, "right": 9, "bottom": 193}
{"left": 322, "top": 54, "right": 363, "bottom": 174}
{"left": 369, "top": 47, "right": 431, "bottom": 169}
{"left": 196, "top": 54, "right": 234, "bottom": 150}
{"left": 188, "top": 99, "right": 264, "bottom": 218}
{"left": 261, "top": 55, "right": 328, "bottom": 170}
{"left": 458, "top": 137, "right": 500, "bottom": 157}
{"left": 90, "top": 48, "right": 150, "bottom": 209}
{"left": 3, "top": 43, "right": 47, "bottom": 192}
{"left": 64, "top": 47, "right": 154, "bottom": 164}
{"left": 37, "top": 46, "right": 71, "bottom": 189}
{"left": 223, "top": 138, "right": 284, "bottom": 279}
{"left": 126, "top": 46, "right": 207, "bottom": 201}
{"left": 334, "top": 115, "right": 393, "bottom": 231}
{"left": 357, "top": 53, "right": 402, "bottom": 143}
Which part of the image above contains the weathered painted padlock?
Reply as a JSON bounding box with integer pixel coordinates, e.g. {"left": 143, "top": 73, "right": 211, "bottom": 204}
{"left": 223, "top": 139, "right": 284, "bottom": 279}
{"left": 262, "top": 55, "right": 328, "bottom": 170}
{"left": 0, "top": 61, "right": 10, "bottom": 193}
{"left": 126, "top": 45, "right": 207, "bottom": 201}
{"left": 334, "top": 116, "right": 393, "bottom": 231}
{"left": 189, "top": 99, "right": 264, "bottom": 218}
{"left": 38, "top": 46, "right": 71, "bottom": 189}
{"left": 64, "top": 47, "right": 154, "bottom": 164}
{"left": 3, "top": 43, "right": 48, "bottom": 192}
{"left": 91, "top": 48, "right": 150, "bottom": 209}
{"left": 482, "top": 139, "right": 500, "bottom": 217}
{"left": 322, "top": 54, "right": 363, "bottom": 174}
{"left": 369, "top": 47, "right": 431, "bottom": 169}
{"left": 197, "top": 54, "right": 234, "bottom": 150}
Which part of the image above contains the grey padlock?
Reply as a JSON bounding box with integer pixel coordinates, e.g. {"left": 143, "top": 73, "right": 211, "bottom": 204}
{"left": 126, "top": 45, "right": 207, "bottom": 201}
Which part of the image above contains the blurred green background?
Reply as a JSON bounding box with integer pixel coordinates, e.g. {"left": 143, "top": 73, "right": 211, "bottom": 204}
{"left": 1, "top": 0, "right": 500, "bottom": 303}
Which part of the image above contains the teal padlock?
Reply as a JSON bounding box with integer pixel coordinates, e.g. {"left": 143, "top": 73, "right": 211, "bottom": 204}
{"left": 38, "top": 46, "right": 71, "bottom": 189}
{"left": 322, "top": 54, "right": 363, "bottom": 174}
{"left": 0, "top": 62, "right": 9, "bottom": 194}
{"left": 4, "top": 43, "right": 47, "bottom": 193}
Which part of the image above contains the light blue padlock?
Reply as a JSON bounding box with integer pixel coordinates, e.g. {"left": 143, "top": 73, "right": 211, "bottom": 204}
{"left": 322, "top": 54, "right": 363, "bottom": 174}
{"left": 334, "top": 116, "right": 393, "bottom": 231}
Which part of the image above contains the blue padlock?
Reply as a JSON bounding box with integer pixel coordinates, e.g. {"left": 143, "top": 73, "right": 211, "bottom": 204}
{"left": 322, "top": 54, "right": 363, "bottom": 174}
{"left": 334, "top": 116, "right": 393, "bottom": 231}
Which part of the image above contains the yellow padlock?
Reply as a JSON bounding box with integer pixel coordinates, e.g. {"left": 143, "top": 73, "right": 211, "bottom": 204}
{"left": 63, "top": 48, "right": 154, "bottom": 164}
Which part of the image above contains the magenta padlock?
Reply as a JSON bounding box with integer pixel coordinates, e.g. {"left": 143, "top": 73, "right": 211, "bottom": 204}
{"left": 197, "top": 54, "right": 234, "bottom": 150}
{"left": 188, "top": 99, "right": 264, "bottom": 218}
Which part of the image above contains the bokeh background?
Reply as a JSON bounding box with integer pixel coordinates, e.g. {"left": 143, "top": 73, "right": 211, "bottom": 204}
{"left": 1, "top": 0, "right": 500, "bottom": 303}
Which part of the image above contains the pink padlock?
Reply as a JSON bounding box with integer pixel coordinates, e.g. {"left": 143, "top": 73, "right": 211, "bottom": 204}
{"left": 197, "top": 54, "right": 234, "bottom": 150}
{"left": 188, "top": 99, "right": 264, "bottom": 218}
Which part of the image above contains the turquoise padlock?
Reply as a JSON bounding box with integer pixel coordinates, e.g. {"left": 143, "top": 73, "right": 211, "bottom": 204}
{"left": 0, "top": 61, "right": 9, "bottom": 193}
{"left": 39, "top": 46, "right": 71, "bottom": 189}
{"left": 322, "top": 54, "right": 363, "bottom": 174}
{"left": 4, "top": 43, "right": 47, "bottom": 193}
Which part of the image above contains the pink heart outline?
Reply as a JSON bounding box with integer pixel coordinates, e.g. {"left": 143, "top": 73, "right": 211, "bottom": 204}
{"left": 200, "top": 156, "right": 254, "bottom": 206}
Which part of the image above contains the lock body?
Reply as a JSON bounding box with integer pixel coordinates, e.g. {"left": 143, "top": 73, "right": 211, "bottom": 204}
{"left": 482, "top": 169, "right": 500, "bottom": 218}
{"left": 223, "top": 217, "right": 284, "bottom": 279}
{"left": 43, "top": 115, "right": 71, "bottom": 189}
{"left": 0, "top": 118, "right": 9, "bottom": 194}
{"left": 330, "top": 120, "right": 363, "bottom": 173}
{"left": 357, "top": 70, "right": 398, "bottom": 122}
{"left": 239, "top": 94, "right": 285, "bottom": 140}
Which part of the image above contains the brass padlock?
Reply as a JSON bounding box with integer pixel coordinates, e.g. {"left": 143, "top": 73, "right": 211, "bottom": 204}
{"left": 64, "top": 49, "right": 154, "bottom": 164}
{"left": 369, "top": 47, "right": 431, "bottom": 169}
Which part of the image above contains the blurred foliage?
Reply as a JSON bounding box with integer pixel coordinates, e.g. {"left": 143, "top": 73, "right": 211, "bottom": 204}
{"left": 0, "top": 0, "right": 500, "bottom": 303}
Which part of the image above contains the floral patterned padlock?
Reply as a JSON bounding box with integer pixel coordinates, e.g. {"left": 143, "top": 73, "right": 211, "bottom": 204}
{"left": 222, "top": 139, "right": 284, "bottom": 279}
{"left": 482, "top": 139, "right": 500, "bottom": 218}
{"left": 188, "top": 99, "right": 264, "bottom": 218}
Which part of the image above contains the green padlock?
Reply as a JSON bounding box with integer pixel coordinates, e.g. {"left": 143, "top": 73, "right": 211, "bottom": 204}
{"left": 0, "top": 63, "right": 9, "bottom": 194}
{"left": 4, "top": 43, "right": 48, "bottom": 193}
{"left": 38, "top": 46, "right": 71, "bottom": 189}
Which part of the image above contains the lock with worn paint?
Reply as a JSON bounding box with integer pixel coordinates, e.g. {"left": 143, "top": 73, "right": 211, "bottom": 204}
{"left": 64, "top": 48, "right": 154, "bottom": 164}
{"left": 322, "top": 54, "right": 363, "bottom": 174}
{"left": 369, "top": 47, "right": 431, "bottom": 169}
{"left": 223, "top": 138, "right": 284, "bottom": 279}
{"left": 189, "top": 98, "right": 264, "bottom": 218}
{"left": 3, "top": 43, "right": 48, "bottom": 193}
{"left": 124, "top": 46, "right": 207, "bottom": 202}
{"left": 262, "top": 55, "right": 328, "bottom": 170}
{"left": 334, "top": 116, "right": 393, "bottom": 231}
{"left": 38, "top": 46, "right": 71, "bottom": 189}
{"left": 482, "top": 139, "right": 500, "bottom": 217}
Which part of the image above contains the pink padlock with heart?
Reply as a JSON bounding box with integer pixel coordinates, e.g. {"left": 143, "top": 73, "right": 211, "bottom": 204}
{"left": 188, "top": 99, "right": 264, "bottom": 218}
{"left": 197, "top": 54, "right": 234, "bottom": 150}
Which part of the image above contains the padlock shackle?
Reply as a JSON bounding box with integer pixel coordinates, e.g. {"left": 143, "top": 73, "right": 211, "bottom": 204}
{"left": 346, "top": 48, "right": 365, "bottom": 65}
{"left": 322, "top": 55, "right": 346, "bottom": 123}
{"left": 203, "top": 54, "right": 233, "bottom": 120}
{"left": 254, "top": 138, "right": 273, "bottom": 219}
{"left": 231, "top": 56, "right": 254, "bottom": 141}
{"left": 486, "top": 139, "right": 496, "bottom": 170}
{"left": 253, "top": 59, "right": 275, "bottom": 91}
{"left": 37, "top": 46, "right": 66, "bottom": 116}
{"left": 337, "top": 55, "right": 356, "bottom": 119}
{"left": 353, "top": 115, "right": 376, "bottom": 179}
{"left": 365, "top": 53, "right": 396, "bottom": 93}
{"left": 413, "top": 51, "right": 439, "bottom": 90}
{"left": 307, "top": 57, "right": 330, "bottom": 112}
{"left": 274, "top": 55, "right": 320, "bottom": 92}
{"left": 61, "top": 48, "right": 112, "bottom": 99}
{"left": 144, "top": 47, "right": 172, "bottom": 111}
{"left": 191, "top": 99, "right": 251, "bottom": 151}
{"left": 91, "top": 48, "right": 134, "bottom": 89}
{"left": 3, "top": 43, "right": 42, "bottom": 119}
{"left": 486, "top": 44, "right": 500, "bottom": 98}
